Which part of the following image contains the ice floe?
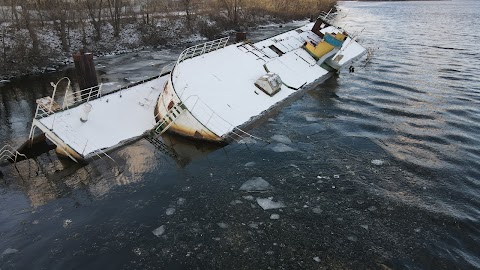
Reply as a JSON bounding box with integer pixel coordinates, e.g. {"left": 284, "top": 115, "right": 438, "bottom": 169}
{"left": 239, "top": 177, "right": 274, "bottom": 192}
{"left": 270, "top": 134, "right": 292, "bottom": 144}
{"left": 238, "top": 137, "right": 257, "bottom": 144}
{"left": 166, "top": 208, "right": 176, "bottom": 215}
{"left": 244, "top": 161, "right": 256, "bottom": 167}
{"left": 347, "top": 235, "right": 358, "bottom": 242}
{"left": 177, "top": 198, "right": 186, "bottom": 205}
{"left": 270, "top": 214, "right": 280, "bottom": 220}
{"left": 305, "top": 115, "right": 319, "bottom": 122}
{"left": 271, "top": 143, "right": 296, "bottom": 153}
{"left": 217, "top": 222, "right": 229, "bottom": 229}
{"left": 230, "top": 200, "right": 243, "bottom": 205}
{"left": 256, "top": 198, "right": 286, "bottom": 210}
{"left": 371, "top": 159, "right": 385, "bottom": 166}
{"left": 242, "top": 195, "right": 255, "bottom": 201}
{"left": 152, "top": 225, "right": 165, "bottom": 237}
{"left": 2, "top": 248, "right": 19, "bottom": 256}
{"left": 63, "top": 219, "right": 72, "bottom": 228}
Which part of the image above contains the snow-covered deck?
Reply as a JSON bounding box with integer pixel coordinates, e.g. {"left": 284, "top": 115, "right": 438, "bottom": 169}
{"left": 172, "top": 24, "right": 366, "bottom": 137}
{"left": 37, "top": 76, "right": 167, "bottom": 158}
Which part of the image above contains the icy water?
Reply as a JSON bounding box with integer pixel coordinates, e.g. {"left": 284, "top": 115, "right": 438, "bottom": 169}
{"left": 1, "top": 1, "right": 480, "bottom": 269}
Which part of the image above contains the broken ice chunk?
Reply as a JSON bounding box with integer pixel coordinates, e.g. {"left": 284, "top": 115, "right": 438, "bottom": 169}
{"left": 166, "top": 208, "right": 176, "bottom": 215}
{"left": 230, "top": 200, "right": 243, "bottom": 205}
{"left": 217, "top": 222, "right": 229, "bottom": 229}
{"left": 2, "top": 248, "right": 19, "bottom": 256}
{"left": 152, "top": 225, "right": 165, "bottom": 237}
{"left": 177, "top": 198, "right": 186, "bottom": 205}
{"left": 347, "top": 235, "right": 358, "bottom": 242}
{"left": 312, "top": 207, "right": 323, "bottom": 214}
{"left": 270, "top": 214, "right": 280, "bottom": 220}
{"left": 256, "top": 198, "right": 286, "bottom": 210}
{"left": 244, "top": 162, "right": 256, "bottom": 167}
{"left": 305, "top": 115, "right": 319, "bottom": 122}
{"left": 249, "top": 222, "right": 259, "bottom": 229}
{"left": 239, "top": 177, "right": 273, "bottom": 192}
{"left": 271, "top": 143, "right": 295, "bottom": 153}
{"left": 371, "top": 159, "right": 385, "bottom": 166}
{"left": 242, "top": 195, "right": 255, "bottom": 201}
{"left": 270, "top": 134, "right": 292, "bottom": 145}
{"left": 63, "top": 219, "right": 72, "bottom": 228}
{"left": 238, "top": 137, "right": 257, "bottom": 144}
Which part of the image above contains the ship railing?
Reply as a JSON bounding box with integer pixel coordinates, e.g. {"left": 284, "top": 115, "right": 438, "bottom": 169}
{"left": 62, "top": 84, "right": 103, "bottom": 110}
{"left": 54, "top": 117, "right": 115, "bottom": 162}
{"left": 176, "top": 37, "right": 229, "bottom": 65}
{"left": 32, "top": 84, "right": 103, "bottom": 121}
{"left": 319, "top": 8, "right": 335, "bottom": 23}
{"left": 160, "top": 62, "right": 175, "bottom": 77}
{"left": 183, "top": 95, "right": 266, "bottom": 143}
{"left": 0, "top": 144, "right": 27, "bottom": 164}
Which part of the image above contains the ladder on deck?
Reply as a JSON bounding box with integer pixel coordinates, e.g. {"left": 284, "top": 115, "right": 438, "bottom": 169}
{"left": 153, "top": 102, "right": 186, "bottom": 135}
{"left": 144, "top": 136, "right": 178, "bottom": 159}
{"left": 0, "top": 144, "right": 27, "bottom": 164}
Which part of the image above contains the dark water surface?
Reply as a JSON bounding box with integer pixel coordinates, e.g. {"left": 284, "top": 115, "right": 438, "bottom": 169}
{"left": 1, "top": 1, "right": 480, "bottom": 269}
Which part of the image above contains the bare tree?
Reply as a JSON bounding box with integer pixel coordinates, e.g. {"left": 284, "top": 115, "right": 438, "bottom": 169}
{"left": 42, "top": 0, "right": 70, "bottom": 52}
{"left": 10, "top": 0, "right": 20, "bottom": 28}
{"left": 107, "top": 0, "right": 122, "bottom": 37}
{"left": 180, "top": 0, "right": 194, "bottom": 30}
{"left": 19, "top": 2, "right": 40, "bottom": 54}
{"left": 84, "top": 0, "right": 104, "bottom": 41}
{"left": 217, "top": 0, "right": 244, "bottom": 24}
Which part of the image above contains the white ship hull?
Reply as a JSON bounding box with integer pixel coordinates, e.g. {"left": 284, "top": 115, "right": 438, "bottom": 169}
{"left": 155, "top": 17, "right": 366, "bottom": 142}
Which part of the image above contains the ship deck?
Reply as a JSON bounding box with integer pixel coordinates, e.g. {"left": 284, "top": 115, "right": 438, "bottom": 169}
{"left": 36, "top": 76, "right": 168, "bottom": 158}
{"left": 172, "top": 24, "right": 366, "bottom": 137}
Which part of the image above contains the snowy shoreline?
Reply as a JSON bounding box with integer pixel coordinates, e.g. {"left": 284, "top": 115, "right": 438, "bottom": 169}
{"left": 0, "top": 20, "right": 296, "bottom": 81}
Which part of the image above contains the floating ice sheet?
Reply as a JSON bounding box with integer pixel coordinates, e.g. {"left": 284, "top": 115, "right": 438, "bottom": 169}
{"left": 371, "top": 159, "right": 385, "bottom": 166}
{"left": 166, "top": 208, "right": 176, "bottom": 215}
{"left": 239, "top": 177, "right": 274, "bottom": 192}
{"left": 271, "top": 143, "right": 296, "bottom": 153}
{"left": 270, "top": 134, "right": 292, "bottom": 144}
{"left": 256, "top": 198, "right": 286, "bottom": 210}
{"left": 2, "top": 248, "right": 19, "bottom": 256}
{"left": 152, "top": 225, "right": 165, "bottom": 237}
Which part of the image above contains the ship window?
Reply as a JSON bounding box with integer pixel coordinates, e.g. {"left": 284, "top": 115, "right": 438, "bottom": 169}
{"left": 268, "top": 45, "right": 284, "bottom": 56}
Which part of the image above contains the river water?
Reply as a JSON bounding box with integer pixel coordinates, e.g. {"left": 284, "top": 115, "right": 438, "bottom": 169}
{"left": 1, "top": 1, "right": 480, "bottom": 269}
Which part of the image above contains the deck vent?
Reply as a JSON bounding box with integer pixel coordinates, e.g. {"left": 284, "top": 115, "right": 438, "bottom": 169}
{"left": 268, "top": 45, "right": 284, "bottom": 56}
{"left": 255, "top": 73, "right": 282, "bottom": 96}
{"left": 80, "top": 103, "right": 92, "bottom": 122}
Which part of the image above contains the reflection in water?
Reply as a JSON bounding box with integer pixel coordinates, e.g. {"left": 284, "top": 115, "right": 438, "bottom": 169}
{"left": 2, "top": 132, "right": 224, "bottom": 208}
{"left": 160, "top": 132, "right": 224, "bottom": 166}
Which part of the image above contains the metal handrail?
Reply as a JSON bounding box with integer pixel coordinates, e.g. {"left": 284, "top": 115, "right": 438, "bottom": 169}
{"left": 319, "top": 8, "right": 335, "bottom": 23}
{"left": 160, "top": 62, "right": 175, "bottom": 76}
{"left": 181, "top": 95, "right": 265, "bottom": 143}
{"left": 63, "top": 84, "right": 102, "bottom": 109}
{"left": 176, "top": 37, "right": 229, "bottom": 65}
{"left": 0, "top": 144, "right": 27, "bottom": 163}
{"left": 53, "top": 117, "right": 115, "bottom": 162}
